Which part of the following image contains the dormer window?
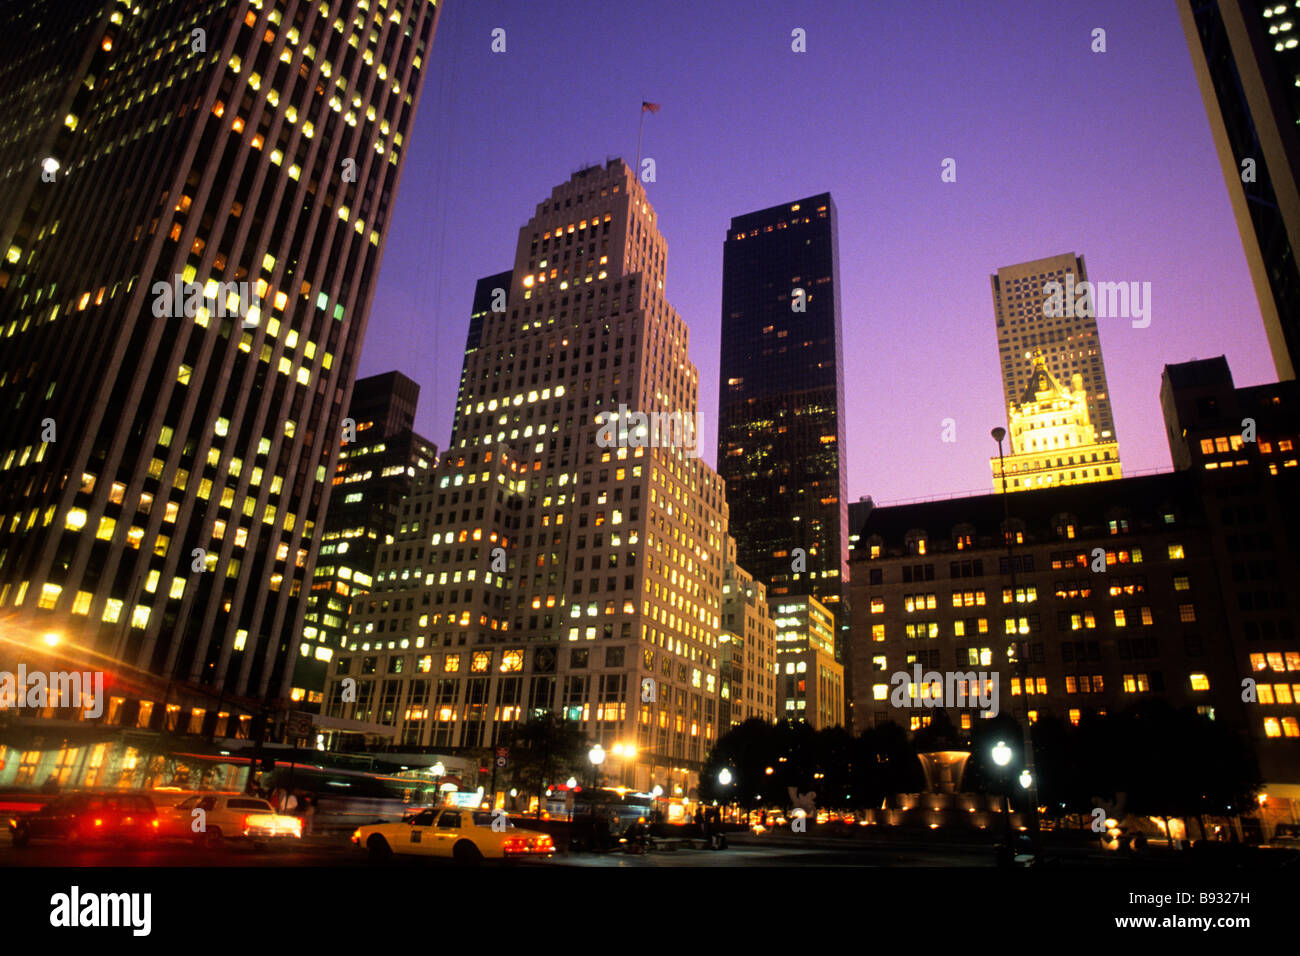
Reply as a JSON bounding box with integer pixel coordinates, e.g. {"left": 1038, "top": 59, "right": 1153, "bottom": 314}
{"left": 953, "top": 523, "right": 976, "bottom": 551}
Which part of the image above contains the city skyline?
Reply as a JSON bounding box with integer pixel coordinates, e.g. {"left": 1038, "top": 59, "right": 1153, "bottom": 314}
{"left": 360, "top": 0, "right": 1278, "bottom": 506}
{"left": 1, "top": 0, "right": 1298, "bottom": 901}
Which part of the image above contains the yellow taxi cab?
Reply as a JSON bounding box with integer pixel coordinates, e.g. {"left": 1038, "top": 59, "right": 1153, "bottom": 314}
{"left": 352, "top": 807, "right": 554, "bottom": 864}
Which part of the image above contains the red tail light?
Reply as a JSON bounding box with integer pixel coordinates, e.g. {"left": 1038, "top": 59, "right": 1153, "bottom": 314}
{"left": 93, "top": 818, "right": 103, "bottom": 827}
{"left": 505, "top": 833, "right": 555, "bottom": 855}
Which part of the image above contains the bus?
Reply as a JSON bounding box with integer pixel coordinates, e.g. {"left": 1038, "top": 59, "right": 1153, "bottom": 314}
{"left": 543, "top": 787, "right": 657, "bottom": 828}
{"left": 260, "top": 763, "right": 441, "bottom": 831}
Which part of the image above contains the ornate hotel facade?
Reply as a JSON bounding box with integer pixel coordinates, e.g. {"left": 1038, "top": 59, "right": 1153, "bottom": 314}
{"left": 991, "top": 350, "right": 1121, "bottom": 493}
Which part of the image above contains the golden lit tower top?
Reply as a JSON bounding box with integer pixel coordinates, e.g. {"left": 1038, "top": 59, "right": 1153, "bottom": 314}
{"left": 991, "top": 350, "right": 1121, "bottom": 493}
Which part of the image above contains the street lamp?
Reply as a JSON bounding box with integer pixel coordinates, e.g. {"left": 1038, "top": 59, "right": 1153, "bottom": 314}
{"left": 991, "top": 740, "right": 1012, "bottom": 767}
{"left": 991, "top": 740, "right": 1015, "bottom": 857}
{"left": 587, "top": 745, "right": 606, "bottom": 848}
{"left": 991, "top": 426, "right": 1041, "bottom": 853}
{"left": 588, "top": 744, "right": 605, "bottom": 803}
{"left": 611, "top": 741, "right": 636, "bottom": 787}
{"left": 717, "top": 768, "right": 734, "bottom": 824}
{"left": 1019, "top": 769, "right": 1033, "bottom": 790}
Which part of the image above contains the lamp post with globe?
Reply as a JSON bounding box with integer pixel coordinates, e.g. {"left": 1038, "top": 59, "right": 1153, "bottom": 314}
{"left": 431, "top": 760, "right": 445, "bottom": 807}
{"left": 586, "top": 745, "right": 606, "bottom": 850}
{"left": 992, "top": 426, "right": 1042, "bottom": 848}
{"left": 717, "top": 768, "right": 733, "bottom": 823}
{"left": 991, "top": 740, "right": 1016, "bottom": 859}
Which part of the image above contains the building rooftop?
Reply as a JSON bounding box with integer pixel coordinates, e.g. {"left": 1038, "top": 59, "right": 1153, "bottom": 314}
{"left": 852, "top": 469, "right": 1194, "bottom": 550}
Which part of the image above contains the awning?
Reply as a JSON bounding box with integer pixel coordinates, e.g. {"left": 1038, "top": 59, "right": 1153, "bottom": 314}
{"left": 309, "top": 713, "right": 399, "bottom": 737}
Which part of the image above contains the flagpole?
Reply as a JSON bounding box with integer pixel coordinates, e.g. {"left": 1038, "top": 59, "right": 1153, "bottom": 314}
{"left": 635, "top": 98, "right": 645, "bottom": 176}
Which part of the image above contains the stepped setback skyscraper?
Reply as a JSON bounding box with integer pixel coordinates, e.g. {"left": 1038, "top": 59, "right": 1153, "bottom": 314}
{"left": 326, "top": 160, "right": 728, "bottom": 798}
{"left": 717, "top": 195, "right": 848, "bottom": 676}
{"left": 0, "top": 0, "right": 442, "bottom": 748}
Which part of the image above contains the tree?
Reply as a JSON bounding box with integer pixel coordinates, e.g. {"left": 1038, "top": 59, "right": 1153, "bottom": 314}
{"left": 1110, "top": 700, "right": 1259, "bottom": 844}
{"left": 699, "top": 718, "right": 783, "bottom": 810}
{"left": 508, "top": 714, "right": 588, "bottom": 818}
{"left": 849, "top": 722, "right": 922, "bottom": 808}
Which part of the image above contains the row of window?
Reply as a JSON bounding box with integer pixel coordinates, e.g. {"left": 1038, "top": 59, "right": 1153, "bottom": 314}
{"left": 867, "top": 671, "right": 1213, "bottom": 700}
{"left": 876, "top": 598, "right": 1193, "bottom": 624}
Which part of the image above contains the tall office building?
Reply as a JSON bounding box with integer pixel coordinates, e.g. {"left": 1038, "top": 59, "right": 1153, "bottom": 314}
{"left": 1179, "top": 0, "right": 1300, "bottom": 381}
{"left": 326, "top": 160, "right": 729, "bottom": 801}
{"left": 719, "top": 534, "right": 776, "bottom": 728}
{"left": 1160, "top": 356, "right": 1300, "bottom": 796}
{"left": 772, "top": 594, "right": 843, "bottom": 729}
{"left": 991, "top": 253, "right": 1120, "bottom": 452}
{"left": 0, "top": 0, "right": 442, "bottom": 747}
{"left": 717, "top": 194, "right": 848, "bottom": 665}
{"left": 348, "top": 370, "right": 421, "bottom": 440}
{"left": 292, "top": 371, "right": 436, "bottom": 707}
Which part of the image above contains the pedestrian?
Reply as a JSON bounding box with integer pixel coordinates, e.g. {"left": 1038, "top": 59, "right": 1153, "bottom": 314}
{"left": 302, "top": 795, "right": 315, "bottom": 836}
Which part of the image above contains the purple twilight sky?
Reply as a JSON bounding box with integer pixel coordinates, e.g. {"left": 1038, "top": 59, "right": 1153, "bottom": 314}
{"left": 358, "top": 0, "right": 1276, "bottom": 505}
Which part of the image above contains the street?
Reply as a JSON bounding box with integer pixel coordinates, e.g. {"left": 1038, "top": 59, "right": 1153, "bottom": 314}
{"left": 0, "top": 830, "right": 1147, "bottom": 868}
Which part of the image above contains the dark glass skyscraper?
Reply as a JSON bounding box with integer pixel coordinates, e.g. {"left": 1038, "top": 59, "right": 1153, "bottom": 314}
{"left": 293, "top": 371, "right": 436, "bottom": 707}
{"left": 1179, "top": 0, "right": 1300, "bottom": 380}
{"left": 0, "top": 0, "right": 442, "bottom": 744}
{"left": 717, "top": 194, "right": 848, "bottom": 662}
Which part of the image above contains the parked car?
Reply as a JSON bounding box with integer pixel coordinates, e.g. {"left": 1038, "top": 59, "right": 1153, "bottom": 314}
{"left": 1267, "top": 822, "right": 1300, "bottom": 848}
{"left": 9, "top": 792, "right": 160, "bottom": 847}
{"left": 167, "top": 793, "right": 302, "bottom": 848}
{"left": 352, "top": 807, "right": 554, "bottom": 864}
